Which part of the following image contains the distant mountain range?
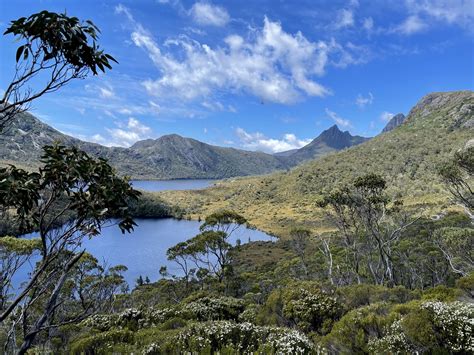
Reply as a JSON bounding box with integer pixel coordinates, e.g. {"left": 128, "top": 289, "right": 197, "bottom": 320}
{"left": 0, "top": 112, "right": 373, "bottom": 179}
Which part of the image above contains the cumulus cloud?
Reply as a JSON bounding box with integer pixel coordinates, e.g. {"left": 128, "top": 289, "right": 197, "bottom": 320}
{"left": 116, "top": 6, "right": 369, "bottom": 105}
{"left": 380, "top": 111, "right": 394, "bottom": 122}
{"left": 106, "top": 117, "right": 152, "bottom": 147}
{"left": 355, "top": 92, "right": 373, "bottom": 108}
{"left": 235, "top": 128, "right": 311, "bottom": 153}
{"left": 131, "top": 17, "right": 335, "bottom": 103}
{"left": 325, "top": 108, "right": 352, "bottom": 128}
{"left": 189, "top": 1, "right": 230, "bottom": 27}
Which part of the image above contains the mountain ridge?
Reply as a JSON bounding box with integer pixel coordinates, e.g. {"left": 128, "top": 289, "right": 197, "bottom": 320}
{"left": 278, "top": 124, "right": 369, "bottom": 164}
{"left": 0, "top": 113, "right": 368, "bottom": 179}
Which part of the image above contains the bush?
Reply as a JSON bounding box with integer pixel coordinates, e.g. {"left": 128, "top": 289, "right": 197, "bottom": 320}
{"left": 322, "top": 302, "right": 394, "bottom": 353}
{"left": 181, "top": 296, "right": 245, "bottom": 321}
{"left": 70, "top": 329, "right": 135, "bottom": 354}
{"left": 282, "top": 288, "right": 341, "bottom": 334}
{"left": 176, "top": 321, "right": 315, "bottom": 354}
{"left": 337, "top": 284, "right": 415, "bottom": 310}
{"left": 371, "top": 301, "right": 474, "bottom": 353}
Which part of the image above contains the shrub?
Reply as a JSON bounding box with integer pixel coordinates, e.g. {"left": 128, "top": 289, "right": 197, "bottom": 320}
{"left": 70, "top": 329, "right": 135, "bottom": 354}
{"left": 322, "top": 303, "right": 394, "bottom": 353}
{"left": 283, "top": 288, "right": 341, "bottom": 334}
{"left": 181, "top": 296, "right": 245, "bottom": 321}
{"left": 176, "top": 321, "right": 315, "bottom": 354}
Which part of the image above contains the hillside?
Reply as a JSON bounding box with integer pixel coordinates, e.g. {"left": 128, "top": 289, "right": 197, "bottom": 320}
{"left": 127, "top": 134, "right": 288, "bottom": 179}
{"left": 0, "top": 112, "right": 369, "bottom": 179}
{"left": 159, "top": 90, "right": 474, "bottom": 237}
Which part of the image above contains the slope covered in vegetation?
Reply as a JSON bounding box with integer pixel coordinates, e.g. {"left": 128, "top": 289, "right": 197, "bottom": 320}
{"left": 160, "top": 91, "right": 474, "bottom": 237}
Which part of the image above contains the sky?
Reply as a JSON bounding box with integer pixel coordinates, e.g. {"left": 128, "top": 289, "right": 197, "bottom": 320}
{"left": 1, "top": 0, "right": 473, "bottom": 153}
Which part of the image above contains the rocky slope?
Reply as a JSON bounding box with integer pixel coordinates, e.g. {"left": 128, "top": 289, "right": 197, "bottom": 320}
{"left": 382, "top": 113, "right": 406, "bottom": 133}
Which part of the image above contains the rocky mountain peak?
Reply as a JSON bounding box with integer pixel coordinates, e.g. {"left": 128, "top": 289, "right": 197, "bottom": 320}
{"left": 382, "top": 113, "right": 406, "bottom": 133}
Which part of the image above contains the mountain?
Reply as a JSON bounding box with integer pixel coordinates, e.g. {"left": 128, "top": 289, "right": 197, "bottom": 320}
{"left": 125, "top": 134, "right": 288, "bottom": 179}
{"left": 277, "top": 125, "right": 369, "bottom": 164}
{"left": 382, "top": 113, "right": 406, "bottom": 133}
{"left": 0, "top": 112, "right": 373, "bottom": 179}
{"left": 0, "top": 112, "right": 119, "bottom": 169}
{"left": 159, "top": 90, "right": 474, "bottom": 237}
{"left": 0, "top": 112, "right": 290, "bottom": 179}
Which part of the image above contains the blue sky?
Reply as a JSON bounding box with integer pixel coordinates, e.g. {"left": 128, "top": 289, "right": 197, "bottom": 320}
{"left": 1, "top": 0, "right": 473, "bottom": 152}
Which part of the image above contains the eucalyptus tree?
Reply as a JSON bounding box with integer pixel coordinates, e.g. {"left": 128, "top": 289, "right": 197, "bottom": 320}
{"left": 0, "top": 145, "right": 139, "bottom": 353}
{"left": 289, "top": 228, "right": 312, "bottom": 278}
{"left": 439, "top": 146, "right": 474, "bottom": 214}
{"left": 0, "top": 11, "right": 117, "bottom": 132}
{"left": 319, "top": 174, "right": 420, "bottom": 286}
{"left": 167, "top": 211, "right": 247, "bottom": 285}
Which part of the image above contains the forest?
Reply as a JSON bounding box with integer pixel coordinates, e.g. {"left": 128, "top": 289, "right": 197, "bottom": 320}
{"left": 0, "top": 9, "right": 473, "bottom": 355}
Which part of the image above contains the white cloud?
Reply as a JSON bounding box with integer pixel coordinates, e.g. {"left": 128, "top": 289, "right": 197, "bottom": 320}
{"left": 98, "top": 86, "right": 115, "bottom": 99}
{"left": 395, "top": 0, "right": 474, "bottom": 35}
{"left": 90, "top": 134, "right": 107, "bottom": 144}
{"left": 406, "top": 0, "right": 474, "bottom": 30}
{"left": 106, "top": 117, "right": 152, "bottom": 147}
{"left": 122, "top": 11, "right": 367, "bottom": 104}
{"left": 362, "top": 17, "right": 374, "bottom": 31}
{"left": 235, "top": 127, "right": 311, "bottom": 153}
{"left": 334, "top": 9, "right": 355, "bottom": 29}
{"left": 202, "top": 101, "right": 224, "bottom": 111}
{"left": 189, "top": 2, "right": 230, "bottom": 27}
{"left": 325, "top": 108, "right": 352, "bottom": 128}
{"left": 355, "top": 92, "right": 374, "bottom": 108}
{"left": 380, "top": 111, "right": 394, "bottom": 122}
{"left": 394, "top": 15, "right": 427, "bottom": 35}
{"left": 349, "top": 0, "right": 359, "bottom": 7}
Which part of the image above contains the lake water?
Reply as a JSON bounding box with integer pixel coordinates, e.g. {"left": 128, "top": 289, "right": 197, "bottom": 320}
{"left": 17, "top": 220, "right": 273, "bottom": 289}
{"left": 131, "top": 179, "right": 215, "bottom": 192}
{"left": 14, "top": 180, "right": 272, "bottom": 290}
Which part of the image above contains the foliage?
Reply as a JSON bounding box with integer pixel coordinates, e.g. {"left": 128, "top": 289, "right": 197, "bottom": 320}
{"left": 177, "top": 321, "right": 315, "bottom": 354}
{"left": 160, "top": 91, "right": 474, "bottom": 239}
{"left": 1, "top": 11, "right": 117, "bottom": 131}
{"left": 439, "top": 146, "right": 474, "bottom": 212}
{"left": 0, "top": 144, "right": 139, "bottom": 353}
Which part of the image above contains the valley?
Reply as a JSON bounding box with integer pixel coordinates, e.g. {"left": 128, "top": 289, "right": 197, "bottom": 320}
{"left": 158, "top": 91, "right": 474, "bottom": 237}
{"left": 1, "top": 3, "right": 473, "bottom": 353}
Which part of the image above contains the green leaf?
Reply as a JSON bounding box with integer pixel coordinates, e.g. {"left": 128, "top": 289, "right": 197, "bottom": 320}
{"left": 15, "top": 45, "right": 24, "bottom": 62}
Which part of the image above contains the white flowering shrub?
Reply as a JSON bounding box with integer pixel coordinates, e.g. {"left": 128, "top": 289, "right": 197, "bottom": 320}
{"left": 367, "top": 301, "right": 473, "bottom": 354}
{"left": 421, "top": 301, "right": 474, "bottom": 352}
{"left": 368, "top": 320, "right": 416, "bottom": 354}
{"left": 142, "top": 342, "right": 161, "bottom": 355}
{"left": 177, "top": 320, "right": 315, "bottom": 354}
{"left": 81, "top": 314, "right": 117, "bottom": 331}
{"left": 283, "top": 288, "right": 341, "bottom": 333}
{"left": 181, "top": 296, "right": 245, "bottom": 321}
